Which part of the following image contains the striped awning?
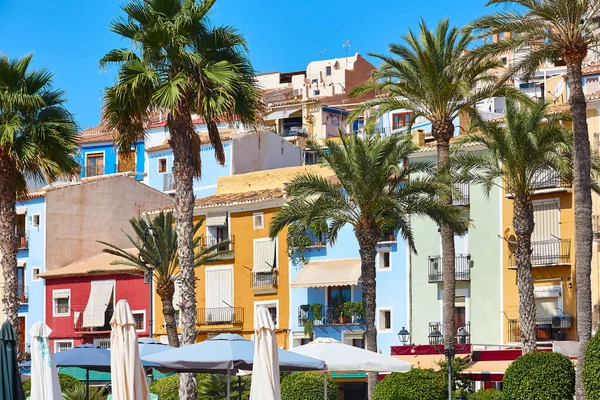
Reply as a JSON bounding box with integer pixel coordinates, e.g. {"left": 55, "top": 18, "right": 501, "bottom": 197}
{"left": 83, "top": 280, "right": 114, "bottom": 328}
{"left": 206, "top": 212, "right": 228, "bottom": 227}
{"left": 291, "top": 258, "right": 361, "bottom": 288}
{"left": 264, "top": 108, "right": 302, "bottom": 121}
{"left": 252, "top": 239, "right": 277, "bottom": 273}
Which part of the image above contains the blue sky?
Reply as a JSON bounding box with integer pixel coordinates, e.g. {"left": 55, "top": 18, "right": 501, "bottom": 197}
{"left": 0, "top": 0, "right": 491, "bottom": 129}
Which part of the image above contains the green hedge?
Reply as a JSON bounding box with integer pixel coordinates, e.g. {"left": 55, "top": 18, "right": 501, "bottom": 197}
{"left": 372, "top": 369, "right": 444, "bottom": 400}
{"left": 467, "top": 389, "right": 504, "bottom": 400}
{"left": 281, "top": 372, "right": 337, "bottom": 400}
{"left": 23, "top": 373, "right": 83, "bottom": 397}
{"left": 503, "top": 351, "right": 574, "bottom": 400}
{"left": 149, "top": 374, "right": 251, "bottom": 400}
{"left": 584, "top": 329, "right": 600, "bottom": 398}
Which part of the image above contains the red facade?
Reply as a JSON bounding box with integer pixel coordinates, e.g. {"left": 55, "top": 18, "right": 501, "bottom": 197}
{"left": 44, "top": 273, "right": 149, "bottom": 350}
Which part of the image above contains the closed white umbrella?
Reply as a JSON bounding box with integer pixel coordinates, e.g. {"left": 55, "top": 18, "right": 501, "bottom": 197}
{"left": 110, "top": 300, "right": 150, "bottom": 400}
{"left": 29, "top": 322, "right": 61, "bottom": 400}
{"left": 250, "top": 306, "right": 281, "bottom": 400}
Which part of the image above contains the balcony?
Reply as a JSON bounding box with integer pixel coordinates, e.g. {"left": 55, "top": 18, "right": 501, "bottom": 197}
{"left": 530, "top": 168, "right": 570, "bottom": 191}
{"left": 197, "top": 307, "right": 243, "bottom": 326}
{"left": 428, "top": 321, "right": 471, "bottom": 344}
{"left": 17, "top": 285, "right": 28, "bottom": 304}
{"left": 378, "top": 229, "right": 397, "bottom": 244}
{"left": 508, "top": 239, "right": 571, "bottom": 268}
{"left": 163, "top": 173, "right": 175, "bottom": 191}
{"left": 199, "top": 235, "right": 234, "bottom": 258}
{"left": 17, "top": 231, "right": 28, "bottom": 250}
{"left": 452, "top": 182, "right": 470, "bottom": 206}
{"left": 298, "top": 304, "right": 365, "bottom": 329}
{"left": 252, "top": 271, "right": 277, "bottom": 290}
{"left": 506, "top": 316, "right": 575, "bottom": 342}
{"left": 428, "top": 254, "right": 472, "bottom": 283}
{"left": 305, "top": 230, "right": 327, "bottom": 249}
{"left": 74, "top": 308, "right": 114, "bottom": 334}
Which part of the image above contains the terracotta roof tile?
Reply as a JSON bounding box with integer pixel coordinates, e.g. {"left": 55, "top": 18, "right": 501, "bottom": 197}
{"left": 583, "top": 63, "right": 600, "bottom": 76}
{"left": 39, "top": 249, "right": 142, "bottom": 279}
{"left": 76, "top": 124, "right": 117, "bottom": 144}
{"left": 145, "top": 129, "right": 235, "bottom": 153}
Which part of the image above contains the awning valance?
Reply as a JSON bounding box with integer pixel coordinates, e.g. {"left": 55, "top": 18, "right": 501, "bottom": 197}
{"left": 264, "top": 108, "right": 302, "bottom": 121}
{"left": 52, "top": 289, "right": 70, "bottom": 299}
{"left": 252, "top": 239, "right": 277, "bottom": 273}
{"left": 206, "top": 212, "right": 228, "bottom": 227}
{"left": 83, "top": 280, "right": 114, "bottom": 328}
{"left": 291, "top": 258, "right": 361, "bottom": 288}
{"left": 16, "top": 207, "right": 27, "bottom": 215}
{"left": 464, "top": 360, "right": 512, "bottom": 374}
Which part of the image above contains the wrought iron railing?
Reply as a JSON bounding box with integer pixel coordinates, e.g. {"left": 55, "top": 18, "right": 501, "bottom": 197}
{"left": 506, "top": 316, "right": 575, "bottom": 342}
{"left": 17, "top": 285, "right": 28, "bottom": 304}
{"left": 17, "top": 231, "right": 28, "bottom": 250}
{"left": 163, "top": 173, "right": 175, "bottom": 191}
{"left": 508, "top": 239, "right": 571, "bottom": 267}
{"left": 428, "top": 254, "right": 471, "bottom": 283}
{"left": 200, "top": 235, "right": 234, "bottom": 254}
{"left": 305, "top": 230, "right": 327, "bottom": 248}
{"left": 298, "top": 304, "right": 364, "bottom": 326}
{"left": 530, "top": 168, "right": 570, "bottom": 190}
{"left": 428, "top": 321, "right": 471, "bottom": 344}
{"left": 452, "top": 182, "right": 470, "bottom": 206}
{"left": 378, "top": 229, "right": 397, "bottom": 243}
{"left": 252, "top": 271, "right": 277, "bottom": 290}
{"left": 197, "top": 307, "right": 243, "bottom": 325}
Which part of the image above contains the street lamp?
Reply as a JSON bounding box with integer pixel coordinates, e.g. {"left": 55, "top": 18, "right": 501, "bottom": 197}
{"left": 139, "top": 225, "right": 159, "bottom": 338}
{"left": 397, "top": 327, "right": 410, "bottom": 345}
{"left": 428, "top": 328, "right": 444, "bottom": 346}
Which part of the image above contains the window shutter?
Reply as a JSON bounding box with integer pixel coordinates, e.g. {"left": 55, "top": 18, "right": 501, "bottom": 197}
{"left": 532, "top": 202, "right": 559, "bottom": 242}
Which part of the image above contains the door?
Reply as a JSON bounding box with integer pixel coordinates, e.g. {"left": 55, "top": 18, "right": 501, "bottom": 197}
{"left": 205, "top": 267, "right": 233, "bottom": 323}
{"left": 532, "top": 201, "right": 560, "bottom": 264}
{"left": 86, "top": 153, "right": 104, "bottom": 177}
{"left": 18, "top": 317, "right": 25, "bottom": 356}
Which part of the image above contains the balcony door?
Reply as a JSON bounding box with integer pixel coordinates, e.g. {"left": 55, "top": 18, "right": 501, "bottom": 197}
{"left": 532, "top": 200, "right": 560, "bottom": 264}
{"left": 205, "top": 266, "right": 233, "bottom": 323}
{"left": 86, "top": 153, "right": 104, "bottom": 177}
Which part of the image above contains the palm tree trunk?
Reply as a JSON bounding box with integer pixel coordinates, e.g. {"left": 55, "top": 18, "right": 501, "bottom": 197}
{"left": 434, "top": 122, "right": 457, "bottom": 353}
{"left": 168, "top": 102, "right": 198, "bottom": 400}
{"left": 161, "top": 294, "right": 181, "bottom": 348}
{"left": 513, "top": 197, "right": 536, "bottom": 353}
{"left": 356, "top": 227, "right": 380, "bottom": 400}
{"left": 566, "top": 59, "right": 593, "bottom": 400}
{"left": 0, "top": 148, "right": 19, "bottom": 356}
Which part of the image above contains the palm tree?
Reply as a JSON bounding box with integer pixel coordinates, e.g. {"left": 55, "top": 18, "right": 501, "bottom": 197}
{"left": 454, "top": 99, "right": 572, "bottom": 352}
{"left": 101, "top": 1, "right": 263, "bottom": 396}
{"left": 349, "top": 19, "right": 515, "bottom": 353}
{"left": 197, "top": 374, "right": 250, "bottom": 400}
{"left": 269, "top": 132, "right": 466, "bottom": 398}
{"left": 466, "top": 2, "right": 600, "bottom": 395}
{"left": 99, "top": 211, "right": 230, "bottom": 347}
{"left": 0, "top": 54, "right": 78, "bottom": 351}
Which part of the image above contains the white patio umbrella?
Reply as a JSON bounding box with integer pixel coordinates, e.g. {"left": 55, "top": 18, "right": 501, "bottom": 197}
{"left": 29, "top": 322, "right": 61, "bottom": 400}
{"left": 110, "top": 300, "right": 150, "bottom": 400}
{"left": 249, "top": 306, "right": 281, "bottom": 400}
{"left": 292, "top": 337, "right": 413, "bottom": 398}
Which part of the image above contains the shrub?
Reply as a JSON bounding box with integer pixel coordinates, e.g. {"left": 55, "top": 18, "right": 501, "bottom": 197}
{"left": 584, "top": 329, "right": 600, "bottom": 398}
{"left": 503, "top": 351, "right": 574, "bottom": 400}
{"left": 467, "top": 389, "right": 504, "bottom": 400}
{"left": 23, "top": 373, "right": 84, "bottom": 397}
{"left": 372, "top": 369, "right": 444, "bottom": 400}
{"left": 150, "top": 374, "right": 250, "bottom": 400}
{"left": 281, "top": 372, "right": 337, "bottom": 400}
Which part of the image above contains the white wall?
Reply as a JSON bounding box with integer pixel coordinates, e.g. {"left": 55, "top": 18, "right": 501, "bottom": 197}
{"left": 231, "top": 132, "right": 303, "bottom": 174}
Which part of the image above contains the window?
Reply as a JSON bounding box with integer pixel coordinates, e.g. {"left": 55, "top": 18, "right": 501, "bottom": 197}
{"left": 532, "top": 200, "right": 559, "bottom": 242}
{"left": 500, "top": 56, "right": 508, "bottom": 66}
{"left": 32, "top": 267, "right": 40, "bottom": 281}
{"left": 205, "top": 266, "right": 234, "bottom": 322}
{"left": 53, "top": 289, "right": 70, "bottom": 316}
{"left": 378, "top": 308, "right": 392, "bottom": 331}
{"left": 85, "top": 153, "right": 104, "bottom": 177}
{"left": 255, "top": 301, "right": 279, "bottom": 327}
{"left": 253, "top": 213, "right": 264, "bottom": 230}
{"left": 379, "top": 251, "right": 391, "bottom": 269}
{"left": 352, "top": 338, "right": 365, "bottom": 348}
{"left": 252, "top": 238, "right": 278, "bottom": 289}
{"left": 55, "top": 340, "right": 73, "bottom": 353}
{"left": 304, "top": 151, "right": 318, "bottom": 165}
{"left": 325, "top": 66, "right": 332, "bottom": 76}
{"left": 132, "top": 311, "right": 145, "bottom": 331}
{"left": 313, "top": 90, "right": 320, "bottom": 96}
{"left": 158, "top": 158, "right": 167, "bottom": 173}
{"left": 94, "top": 339, "right": 111, "bottom": 349}
{"left": 392, "top": 112, "right": 413, "bottom": 130}
{"left": 328, "top": 286, "right": 351, "bottom": 308}
{"left": 32, "top": 214, "right": 40, "bottom": 228}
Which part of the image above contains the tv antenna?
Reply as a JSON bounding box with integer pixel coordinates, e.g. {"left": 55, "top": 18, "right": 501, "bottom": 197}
{"left": 319, "top": 49, "right": 327, "bottom": 60}
{"left": 342, "top": 40, "right": 351, "bottom": 69}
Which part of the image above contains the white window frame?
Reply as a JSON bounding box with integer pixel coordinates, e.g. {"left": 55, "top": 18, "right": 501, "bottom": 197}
{"left": 377, "top": 307, "right": 393, "bottom": 333}
{"left": 253, "top": 212, "right": 265, "bottom": 230}
{"left": 31, "top": 267, "right": 41, "bottom": 281}
{"left": 157, "top": 157, "right": 168, "bottom": 174}
{"left": 52, "top": 289, "right": 71, "bottom": 317}
{"left": 254, "top": 300, "right": 279, "bottom": 329}
{"left": 54, "top": 339, "right": 74, "bottom": 353}
{"left": 132, "top": 310, "right": 146, "bottom": 333}
{"left": 377, "top": 250, "right": 392, "bottom": 271}
{"left": 32, "top": 213, "right": 41, "bottom": 228}
{"left": 93, "top": 338, "right": 111, "bottom": 349}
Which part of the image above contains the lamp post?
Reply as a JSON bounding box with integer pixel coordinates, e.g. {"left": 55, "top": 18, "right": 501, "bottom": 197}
{"left": 397, "top": 327, "right": 410, "bottom": 345}
{"left": 428, "top": 327, "right": 470, "bottom": 400}
{"left": 139, "top": 225, "right": 159, "bottom": 338}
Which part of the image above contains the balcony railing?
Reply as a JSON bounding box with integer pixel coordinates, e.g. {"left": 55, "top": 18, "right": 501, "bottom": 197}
{"left": 74, "top": 308, "right": 114, "bottom": 333}
{"left": 305, "top": 230, "right": 327, "bottom": 248}
{"left": 17, "top": 231, "right": 28, "bottom": 250}
{"left": 508, "top": 239, "right": 571, "bottom": 267}
{"left": 197, "top": 307, "right": 243, "bottom": 325}
{"left": 163, "top": 173, "right": 175, "bottom": 191}
{"left": 298, "top": 304, "right": 364, "bottom": 327}
{"left": 282, "top": 127, "right": 308, "bottom": 138}
{"left": 452, "top": 183, "right": 470, "bottom": 206}
{"left": 507, "top": 316, "right": 575, "bottom": 342}
{"left": 530, "top": 168, "right": 570, "bottom": 190}
{"left": 17, "top": 285, "right": 28, "bottom": 304}
{"left": 378, "top": 229, "right": 397, "bottom": 243}
{"left": 200, "top": 235, "right": 234, "bottom": 255}
{"left": 252, "top": 271, "right": 277, "bottom": 290}
{"left": 428, "top": 321, "right": 471, "bottom": 344}
{"left": 84, "top": 163, "right": 105, "bottom": 178}
{"left": 428, "top": 254, "right": 472, "bottom": 283}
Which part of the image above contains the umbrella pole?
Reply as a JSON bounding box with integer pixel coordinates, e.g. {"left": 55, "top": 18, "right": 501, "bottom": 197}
{"left": 238, "top": 375, "right": 241, "bottom": 400}
{"left": 323, "top": 371, "right": 327, "bottom": 400}
{"left": 227, "top": 369, "right": 231, "bottom": 400}
{"left": 86, "top": 368, "right": 90, "bottom": 400}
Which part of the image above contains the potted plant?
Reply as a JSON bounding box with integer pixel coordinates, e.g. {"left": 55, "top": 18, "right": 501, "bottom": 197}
{"left": 311, "top": 303, "right": 323, "bottom": 325}
{"left": 304, "top": 318, "right": 314, "bottom": 337}
{"left": 342, "top": 302, "right": 354, "bottom": 324}
{"left": 380, "top": 220, "right": 397, "bottom": 241}
{"left": 353, "top": 300, "right": 364, "bottom": 323}
{"left": 309, "top": 220, "right": 328, "bottom": 246}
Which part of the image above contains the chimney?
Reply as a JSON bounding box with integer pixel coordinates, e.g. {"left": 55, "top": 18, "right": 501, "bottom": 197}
{"left": 412, "top": 129, "right": 425, "bottom": 147}
{"left": 492, "top": 33, "right": 500, "bottom": 43}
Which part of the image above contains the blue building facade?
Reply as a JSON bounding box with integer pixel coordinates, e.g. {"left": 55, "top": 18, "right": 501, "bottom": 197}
{"left": 289, "top": 224, "right": 408, "bottom": 355}
{"left": 77, "top": 140, "right": 145, "bottom": 180}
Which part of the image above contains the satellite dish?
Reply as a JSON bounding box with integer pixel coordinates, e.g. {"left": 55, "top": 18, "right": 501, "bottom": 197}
{"left": 503, "top": 226, "right": 512, "bottom": 240}
{"left": 554, "top": 80, "right": 565, "bottom": 98}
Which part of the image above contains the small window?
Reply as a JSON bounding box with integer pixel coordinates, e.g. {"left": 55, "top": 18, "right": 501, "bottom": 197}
{"left": 32, "top": 214, "right": 40, "bottom": 228}
{"left": 313, "top": 90, "right": 320, "bottom": 96}
{"left": 253, "top": 213, "right": 264, "bottom": 230}
{"left": 379, "top": 251, "right": 391, "bottom": 269}
{"left": 304, "top": 151, "right": 318, "bottom": 165}
{"left": 158, "top": 158, "right": 167, "bottom": 173}
{"left": 256, "top": 302, "right": 278, "bottom": 327}
{"left": 392, "top": 112, "right": 413, "bottom": 130}
{"left": 378, "top": 309, "right": 392, "bottom": 331}
{"left": 55, "top": 340, "right": 73, "bottom": 353}
{"left": 55, "top": 298, "right": 69, "bottom": 315}
{"left": 32, "top": 267, "right": 40, "bottom": 281}
{"left": 325, "top": 66, "right": 332, "bottom": 76}
{"left": 132, "top": 311, "right": 145, "bottom": 331}
{"left": 94, "top": 339, "right": 111, "bottom": 349}
{"left": 53, "top": 290, "right": 70, "bottom": 316}
{"left": 501, "top": 56, "right": 508, "bottom": 66}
